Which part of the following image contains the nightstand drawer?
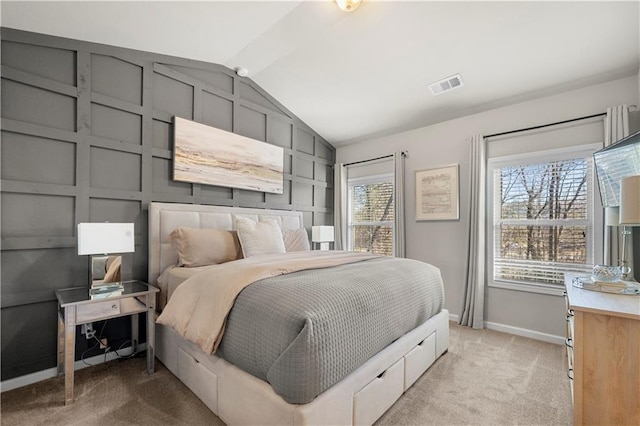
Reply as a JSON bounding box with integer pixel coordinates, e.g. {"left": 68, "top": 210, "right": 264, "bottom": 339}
{"left": 74, "top": 297, "right": 146, "bottom": 323}
{"left": 76, "top": 300, "right": 121, "bottom": 323}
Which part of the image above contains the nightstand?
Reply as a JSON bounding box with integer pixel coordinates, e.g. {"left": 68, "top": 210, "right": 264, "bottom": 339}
{"left": 55, "top": 280, "right": 159, "bottom": 405}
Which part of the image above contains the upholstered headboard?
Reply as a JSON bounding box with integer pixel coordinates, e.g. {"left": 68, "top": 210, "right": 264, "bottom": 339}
{"left": 148, "top": 202, "right": 305, "bottom": 285}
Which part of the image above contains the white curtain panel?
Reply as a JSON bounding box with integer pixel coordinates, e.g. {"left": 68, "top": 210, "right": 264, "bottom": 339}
{"left": 603, "top": 105, "right": 630, "bottom": 266}
{"left": 393, "top": 152, "right": 407, "bottom": 258}
{"left": 459, "top": 134, "right": 486, "bottom": 329}
{"left": 333, "top": 163, "right": 347, "bottom": 250}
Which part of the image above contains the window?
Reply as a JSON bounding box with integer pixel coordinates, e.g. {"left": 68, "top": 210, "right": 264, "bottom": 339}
{"left": 347, "top": 174, "right": 394, "bottom": 256}
{"left": 488, "top": 145, "right": 600, "bottom": 292}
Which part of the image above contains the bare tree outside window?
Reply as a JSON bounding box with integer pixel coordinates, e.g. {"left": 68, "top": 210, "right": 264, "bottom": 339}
{"left": 348, "top": 179, "right": 394, "bottom": 256}
{"left": 494, "top": 158, "right": 592, "bottom": 285}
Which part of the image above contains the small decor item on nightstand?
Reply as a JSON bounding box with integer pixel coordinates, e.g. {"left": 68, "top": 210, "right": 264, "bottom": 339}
{"left": 592, "top": 264, "right": 622, "bottom": 282}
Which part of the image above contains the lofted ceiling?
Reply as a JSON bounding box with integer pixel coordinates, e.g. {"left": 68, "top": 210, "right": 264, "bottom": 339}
{"left": 2, "top": 1, "right": 639, "bottom": 147}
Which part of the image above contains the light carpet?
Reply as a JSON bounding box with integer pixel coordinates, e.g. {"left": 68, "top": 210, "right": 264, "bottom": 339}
{"left": 1, "top": 323, "right": 571, "bottom": 425}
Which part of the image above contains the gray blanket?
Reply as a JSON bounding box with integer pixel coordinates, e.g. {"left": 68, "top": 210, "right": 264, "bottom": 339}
{"left": 216, "top": 256, "right": 444, "bottom": 404}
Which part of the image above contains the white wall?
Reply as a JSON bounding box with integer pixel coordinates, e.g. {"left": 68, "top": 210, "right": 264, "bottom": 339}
{"left": 336, "top": 75, "right": 640, "bottom": 340}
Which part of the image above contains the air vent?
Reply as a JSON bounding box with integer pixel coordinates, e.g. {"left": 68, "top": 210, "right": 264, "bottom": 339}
{"left": 428, "top": 74, "right": 464, "bottom": 96}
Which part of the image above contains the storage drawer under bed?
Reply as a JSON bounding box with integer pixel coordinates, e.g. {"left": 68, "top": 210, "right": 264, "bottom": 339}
{"left": 353, "top": 357, "right": 404, "bottom": 426}
{"left": 177, "top": 348, "right": 218, "bottom": 413}
{"left": 404, "top": 332, "right": 436, "bottom": 391}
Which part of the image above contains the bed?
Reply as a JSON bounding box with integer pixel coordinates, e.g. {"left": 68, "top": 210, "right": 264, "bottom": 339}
{"left": 149, "top": 202, "right": 449, "bottom": 425}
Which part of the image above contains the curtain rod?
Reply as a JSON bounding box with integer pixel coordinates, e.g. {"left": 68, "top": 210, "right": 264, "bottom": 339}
{"left": 343, "top": 154, "right": 394, "bottom": 167}
{"left": 485, "top": 112, "right": 607, "bottom": 139}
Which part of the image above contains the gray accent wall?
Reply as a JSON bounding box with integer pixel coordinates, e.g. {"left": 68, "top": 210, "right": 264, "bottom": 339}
{"left": 0, "top": 28, "right": 335, "bottom": 380}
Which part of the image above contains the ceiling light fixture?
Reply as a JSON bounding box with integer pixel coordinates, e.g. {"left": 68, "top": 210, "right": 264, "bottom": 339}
{"left": 335, "top": 0, "right": 362, "bottom": 12}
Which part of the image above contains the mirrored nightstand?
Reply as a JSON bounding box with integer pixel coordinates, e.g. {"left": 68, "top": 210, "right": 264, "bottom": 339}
{"left": 55, "top": 280, "right": 159, "bottom": 405}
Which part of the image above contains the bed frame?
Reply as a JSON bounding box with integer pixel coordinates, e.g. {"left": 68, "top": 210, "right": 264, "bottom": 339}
{"left": 148, "top": 202, "right": 449, "bottom": 425}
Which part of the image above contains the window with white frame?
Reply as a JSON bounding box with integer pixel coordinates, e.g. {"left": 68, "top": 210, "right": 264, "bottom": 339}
{"left": 347, "top": 174, "right": 394, "bottom": 256}
{"left": 488, "top": 145, "right": 600, "bottom": 290}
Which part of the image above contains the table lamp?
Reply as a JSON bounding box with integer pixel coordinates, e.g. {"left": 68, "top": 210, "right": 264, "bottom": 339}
{"left": 78, "top": 222, "right": 134, "bottom": 289}
{"left": 312, "top": 226, "right": 334, "bottom": 251}
{"left": 619, "top": 175, "right": 640, "bottom": 281}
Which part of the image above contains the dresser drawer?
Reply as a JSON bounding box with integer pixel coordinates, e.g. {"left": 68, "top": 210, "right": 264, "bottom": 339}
{"left": 353, "top": 358, "right": 404, "bottom": 426}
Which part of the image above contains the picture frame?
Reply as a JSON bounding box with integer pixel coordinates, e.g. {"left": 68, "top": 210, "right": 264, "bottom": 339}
{"left": 415, "top": 164, "right": 459, "bottom": 221}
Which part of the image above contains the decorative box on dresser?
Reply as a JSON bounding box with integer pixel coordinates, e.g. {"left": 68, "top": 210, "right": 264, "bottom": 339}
{"left": 564, "top": 275, "right": 640, "bottom": 426}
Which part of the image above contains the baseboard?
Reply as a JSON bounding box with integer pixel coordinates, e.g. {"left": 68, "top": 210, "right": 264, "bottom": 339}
{"left": 451, "top": 312, "right": 564, "bottom": 345}
{"left": 484, "top": 321, "right": 564, "bottom": 345}
{"left": 0, "top": 343, "right": 146, "bottom": 393}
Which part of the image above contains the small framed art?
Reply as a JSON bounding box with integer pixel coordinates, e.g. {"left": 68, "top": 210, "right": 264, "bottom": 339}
{"left": 415, "top": 164, "right": 459, "bottom": 221}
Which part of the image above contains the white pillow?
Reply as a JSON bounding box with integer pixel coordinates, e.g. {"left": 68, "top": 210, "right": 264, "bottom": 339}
{"left": 283, "top": 229, "right": 311, "bottom": 252}
{"left": 236, "top": 218, "right": 286, "bottom": 258}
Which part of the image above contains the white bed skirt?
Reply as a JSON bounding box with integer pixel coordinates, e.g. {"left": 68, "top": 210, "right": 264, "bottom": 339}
{"left": 156, "top": 309, "right": 449, "bottom": 426}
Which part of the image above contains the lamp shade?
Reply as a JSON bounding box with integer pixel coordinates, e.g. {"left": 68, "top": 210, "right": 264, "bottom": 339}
{"left": 620, "top": 175, "right": 640, "bottom": 225}
{"left": 604, "top": 207, "right": 620, "bottom": 227}
{"left": 312, "top": 226, "right": 334, "bottom": 243}
{"left": 78, "top": 223, "right": 135, "bottom": 255}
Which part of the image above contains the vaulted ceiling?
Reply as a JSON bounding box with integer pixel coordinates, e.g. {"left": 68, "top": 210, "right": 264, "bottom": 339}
{"left": 2, "top": 1, "right": 639, "bottom": 146}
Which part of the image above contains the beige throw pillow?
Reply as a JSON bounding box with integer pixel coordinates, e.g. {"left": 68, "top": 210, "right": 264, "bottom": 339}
{"left": 236, "top": 218, "right": 286, "bottom": 258}
{"left": 283, "top": 229, "right": 311, "bottom": 252}
{"left": 170, "top": 227, "right": 242, "bottom": 267}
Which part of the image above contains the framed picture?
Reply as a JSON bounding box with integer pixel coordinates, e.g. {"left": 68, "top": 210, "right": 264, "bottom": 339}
{"left": 415, "top": 164, "right": 459, "bottom": 221}
{"left": 173, "top": 116, "right": 284, "bottom": 194}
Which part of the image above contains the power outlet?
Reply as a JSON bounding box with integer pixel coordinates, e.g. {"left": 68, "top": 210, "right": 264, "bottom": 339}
{"left": 81, "top": 323, "right": 95, "bottom": 339}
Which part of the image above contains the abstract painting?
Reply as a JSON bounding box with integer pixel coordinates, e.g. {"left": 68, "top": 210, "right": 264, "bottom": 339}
{"left": 173, "top": 117, "right": 283, "bottom": 194}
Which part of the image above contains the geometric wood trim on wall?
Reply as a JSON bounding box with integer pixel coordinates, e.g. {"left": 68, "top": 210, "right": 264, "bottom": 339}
{"left": 0, "top": 28, "right": 335, "bottom": 380}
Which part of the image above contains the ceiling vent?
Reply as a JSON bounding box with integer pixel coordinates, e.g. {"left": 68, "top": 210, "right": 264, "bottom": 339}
{"left": 428, "top": 74, "right": 464, "bottom": 96}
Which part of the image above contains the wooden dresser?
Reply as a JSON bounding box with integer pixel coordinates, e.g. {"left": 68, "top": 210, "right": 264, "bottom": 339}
{"left": 564, "top": 275, "right": 640, "bottom": 425}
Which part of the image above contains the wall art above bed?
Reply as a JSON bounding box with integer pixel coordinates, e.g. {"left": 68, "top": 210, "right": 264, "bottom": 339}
{"left": 173, "top": 116, "right": 284, "bottom": 194}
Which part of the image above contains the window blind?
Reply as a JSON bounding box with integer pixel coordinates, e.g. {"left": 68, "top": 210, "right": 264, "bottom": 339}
{"left": 491, "top": 151, "right": 596, "bottom": 286}
{"left": 347, "top": 175, "right": 394, "bottom": 256}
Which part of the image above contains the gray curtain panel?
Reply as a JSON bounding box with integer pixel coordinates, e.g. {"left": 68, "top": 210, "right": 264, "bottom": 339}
{"left": 333, "top": 163, "right": 347, "bottom": 250}
{"left": 459, "top": 134, "right": 486, "bottom": 329}
{"left": 394, "top": 152, "right": 407, "bottom": 258}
